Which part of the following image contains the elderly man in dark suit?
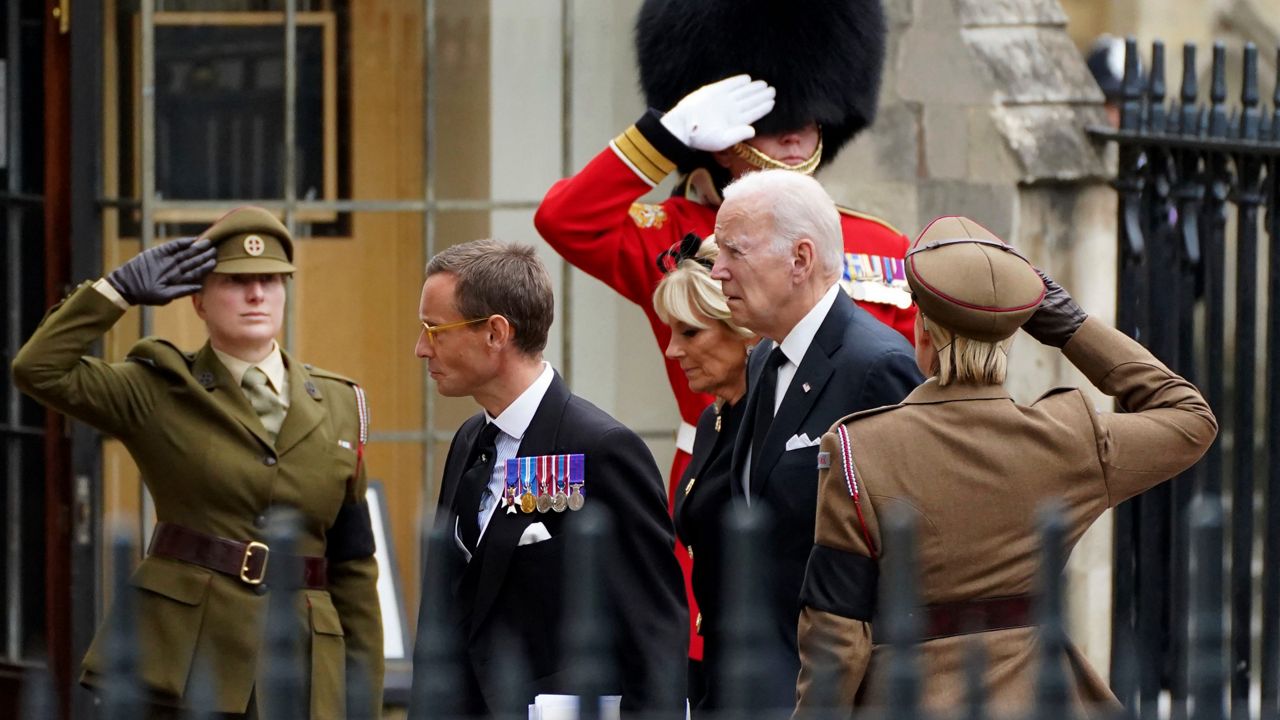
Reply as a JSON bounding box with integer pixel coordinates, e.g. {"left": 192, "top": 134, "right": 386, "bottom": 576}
{"left": 410, "top": 239, "right": 687, "bottom": 717}
{"left": 709, "top": 170, "right": 922, "bottom": 707}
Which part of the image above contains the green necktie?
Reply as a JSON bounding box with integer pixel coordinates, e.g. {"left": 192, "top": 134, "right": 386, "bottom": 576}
{"left": 241, "top": 366, "right": 286, "bottom": 443}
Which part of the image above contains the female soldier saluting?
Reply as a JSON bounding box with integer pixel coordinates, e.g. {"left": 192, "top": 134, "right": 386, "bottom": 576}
{"left": 795, "top": 216, "right": 1217, "bottom": 718}
{"left": 12, "top": 207, "right": 382, "bottom": 719}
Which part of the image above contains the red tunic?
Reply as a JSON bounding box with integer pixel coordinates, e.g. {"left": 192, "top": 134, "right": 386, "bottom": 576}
{"left": 534, "top": 116, "right": 917, "bottom": 662}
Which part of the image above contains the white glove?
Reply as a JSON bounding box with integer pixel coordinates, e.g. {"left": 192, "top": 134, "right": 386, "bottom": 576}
{"left": 660, "top": 75, "right": 777, "bottom": 152}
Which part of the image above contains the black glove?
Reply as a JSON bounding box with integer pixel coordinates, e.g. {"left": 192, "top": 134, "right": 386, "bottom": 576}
{"left": 1022, "top": 269, "right": 1088, "bottom": 348}
{"left": 106, "top": 237, "right": 218, "bottom": 306}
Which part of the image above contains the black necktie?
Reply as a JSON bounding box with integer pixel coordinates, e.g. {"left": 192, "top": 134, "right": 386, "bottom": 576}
{"left": 456, "top": 422, "right": 501, "bottom": 553}
{"left": 749, "top": 347, "right": 788, "bottom": 482}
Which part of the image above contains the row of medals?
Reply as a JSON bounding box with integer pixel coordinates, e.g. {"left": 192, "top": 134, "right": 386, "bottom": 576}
{"left": 513, "top": 485, "right": 584, "bottom": 514}
{"left": 846, "top": 279, "right": 913, "bottom": 309}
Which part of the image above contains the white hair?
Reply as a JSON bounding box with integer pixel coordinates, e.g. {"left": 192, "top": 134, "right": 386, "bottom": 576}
{"left": 721, "top": 170, "right": 842, "bottom": 278}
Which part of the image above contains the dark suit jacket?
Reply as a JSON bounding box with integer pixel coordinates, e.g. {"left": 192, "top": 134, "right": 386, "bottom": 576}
{"left": 729, "top": 294, "right": 922, "bottom": 706}
{"left": 419, "top": 373, "right": 687, "bottom": 716}
{"left": 673, "top": 398, "right": 744, "bottom": 710}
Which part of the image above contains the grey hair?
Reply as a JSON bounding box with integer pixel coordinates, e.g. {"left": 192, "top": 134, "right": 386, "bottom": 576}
{"left": 722, "top": 170, "right": 842, "bottom": 278}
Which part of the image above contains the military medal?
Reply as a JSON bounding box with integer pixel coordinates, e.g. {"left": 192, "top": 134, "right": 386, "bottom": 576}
{"left": 552, "top": 454, "right": 569, "bottom": 512}
{"left": 567, "top": 454, "right": 586, "bottom": 511}
{"left": 536, "top": 455, "right": 553, "bottom": 513}
{"left": 519, "top": 456, "right": 537, "bottom": 514}
{"left": 886, "top": 257, "right": 913, "bottom": 308}
{"left": 504, "top": 459, "right": 519, "bottom": 514}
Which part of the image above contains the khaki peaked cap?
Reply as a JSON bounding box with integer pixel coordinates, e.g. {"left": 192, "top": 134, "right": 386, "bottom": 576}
{"left": 199, "top": 206, "right": 296, "bottom": 274}
{"left": 905, "top": 216, "right": 1045, "bottom": 341}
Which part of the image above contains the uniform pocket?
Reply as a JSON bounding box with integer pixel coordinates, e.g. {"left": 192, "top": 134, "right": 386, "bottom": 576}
{"left": 82, "top": 557, "right": 213, "bottom": 699}
{"left": 307, "top": 591, "right": 348, "bottom": 719}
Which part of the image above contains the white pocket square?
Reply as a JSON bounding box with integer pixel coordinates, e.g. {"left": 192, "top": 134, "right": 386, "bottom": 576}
{"left": 785, "top": 433, "right": 822, "bottom": 451}
{"left": 518, "top": 522, "right": 553, "bottom": 546}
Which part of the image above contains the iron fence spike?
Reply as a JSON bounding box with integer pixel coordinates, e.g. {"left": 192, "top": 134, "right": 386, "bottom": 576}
{"left": 101, "top": 527, "right": 143, "bottom": 720}
{"left": 408, "top": 514, "right": 467, "bottom": 720}
{"left": 1034, "top": 503, "right": 1072, "bottom": 720}
{"left": 259, "top": 508, "right": 306, "bottom": 720}
{"left": 881, "top": 507, "right": 920, "bottom": 719}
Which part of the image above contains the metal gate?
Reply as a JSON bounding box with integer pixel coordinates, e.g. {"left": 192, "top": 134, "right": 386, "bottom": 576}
{"left": 1090, "top": 38, "right": 1280, "bottom": 720}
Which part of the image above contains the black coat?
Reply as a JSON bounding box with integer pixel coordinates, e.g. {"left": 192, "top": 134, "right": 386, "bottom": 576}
{"left": 673, "top": 397, "right": 744, "bottom": 711}
{"left": 729, "top": 295, "right": 922, "bottom": 706}
{"left": 417, "top": 372, "right": 688, "bottom": 717}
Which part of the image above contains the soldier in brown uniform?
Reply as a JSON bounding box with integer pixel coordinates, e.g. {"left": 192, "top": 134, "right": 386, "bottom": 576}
{"left": 11, "top": 207, "right": 383, "bottom": 718}
{"left": 794, "top": 215, "right": 1217, "bottom": 717}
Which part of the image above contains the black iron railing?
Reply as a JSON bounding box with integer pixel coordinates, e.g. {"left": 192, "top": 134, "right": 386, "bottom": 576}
{"left": 5, "top": 493, "right": 1259, "bottom": 720}
{"left": 1090, "top": 37, "right": 1280, "bottom": 720}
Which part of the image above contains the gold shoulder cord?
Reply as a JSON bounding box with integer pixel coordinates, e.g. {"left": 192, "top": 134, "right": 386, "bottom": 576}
{"left": 729, "top": 137, "right": 823, "bottom": 175}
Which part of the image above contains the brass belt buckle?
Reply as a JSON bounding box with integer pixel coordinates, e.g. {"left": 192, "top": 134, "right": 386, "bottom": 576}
{"left": 240, "top": 541, "right": 270, "bottom": 585}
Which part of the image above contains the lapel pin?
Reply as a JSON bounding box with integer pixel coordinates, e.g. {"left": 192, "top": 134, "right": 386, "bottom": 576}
{"left": 802, "top": 382, "right": 811, "bottom": 393}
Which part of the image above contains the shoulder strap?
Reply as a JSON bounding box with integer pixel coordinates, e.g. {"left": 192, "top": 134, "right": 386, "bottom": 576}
{"left": 836, "top": 424, "right": 879, "bottom": 559}
{"left": 307, "top": 366, "right": 370, "bottom": 484}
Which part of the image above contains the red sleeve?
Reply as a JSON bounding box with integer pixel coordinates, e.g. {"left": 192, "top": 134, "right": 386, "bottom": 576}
{"left": 534, "top": 122, "right": 718, "bottom": 427}
{"left": 534, "top": 114, "right": 709, "bottom": 307}
{"left": 534, "top": 147, "right": 684, "bottom": 306}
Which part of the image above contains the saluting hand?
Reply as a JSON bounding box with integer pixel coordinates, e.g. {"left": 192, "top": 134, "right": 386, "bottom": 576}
{"left": 106, "top": 237, "right": 218, "bottom": 306}
{"left": 660, "top": 74, "right": 777, "bottom": 152}
{"left": 1022, "top": 269, "right": 1088, "bottom": 348}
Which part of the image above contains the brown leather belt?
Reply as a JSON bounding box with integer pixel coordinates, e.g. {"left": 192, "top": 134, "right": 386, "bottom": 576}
{"left": 920, "top": 594, "right": 1035, "bottom": 641}
{"left": 148, "top": 521, "right": 328, "bottom": 589}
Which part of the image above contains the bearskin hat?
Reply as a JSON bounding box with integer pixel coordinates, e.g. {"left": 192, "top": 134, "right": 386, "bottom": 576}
{"left": 635, "top": 0, "right": 887, "bottom": 169}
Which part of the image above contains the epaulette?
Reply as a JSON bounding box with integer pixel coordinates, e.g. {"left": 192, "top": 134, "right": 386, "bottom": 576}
{"left": 831, "top": 402, "right": 906, "bottom": 430}
{"left": 1031, "top": 386, "right": 1078, "bottom": 405}
{"left": 127, "top": 337, "right": 196, "bottom": 367}
{"left": 303, "top": 365, "right": 359, "bottom": 386}
{"left": 836, "top": 205, "right": 904, "bottom": 237}
{"left": 305, "top": 365, "right": 369, "bottom": 479}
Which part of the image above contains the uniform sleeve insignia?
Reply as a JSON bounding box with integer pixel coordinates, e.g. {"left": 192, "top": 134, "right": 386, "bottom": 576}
{"left": 628, "top": 203, "right": 668, "bottom": 229}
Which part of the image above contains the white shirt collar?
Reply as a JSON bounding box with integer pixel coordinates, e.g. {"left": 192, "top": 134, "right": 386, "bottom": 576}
{"left": 485, "top": 362, "right": 554, "bottom": 440}
{"left": 777, "top": 284, "right": 841, "bottom": 367}
{"left": 213, "top": 341, "right": 286, "bottom": 394}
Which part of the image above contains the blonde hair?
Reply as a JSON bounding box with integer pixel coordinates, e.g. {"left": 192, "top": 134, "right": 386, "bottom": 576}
{"left": 922, "top": 314, "right": 1015, "bottom": 386}
{"left": 653, "top": 237, "right": 754, "bottom": 339}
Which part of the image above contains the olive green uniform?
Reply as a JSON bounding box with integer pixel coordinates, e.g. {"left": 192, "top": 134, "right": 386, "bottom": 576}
{"left": 12, "top": 282, "right": 384, "bottom": 718}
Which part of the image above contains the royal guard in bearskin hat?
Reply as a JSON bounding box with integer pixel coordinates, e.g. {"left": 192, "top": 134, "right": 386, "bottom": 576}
{"left": 532, "top": 0, "right": 911, "bottom": 695}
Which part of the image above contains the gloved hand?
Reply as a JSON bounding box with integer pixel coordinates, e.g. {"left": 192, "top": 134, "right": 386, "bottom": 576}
{"left": 660, "top": 74, "right": 776, "bottom": 152}
{"left": 106, "top": 237, "right": 218, "bottom": 306}
{"left": 1022, "top": 269, "right": 1088, "bottom": 348}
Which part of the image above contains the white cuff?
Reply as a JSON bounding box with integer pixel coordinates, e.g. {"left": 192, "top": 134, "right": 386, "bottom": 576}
{"left": 92, "top": 278, "right": 131, "bottom": 310}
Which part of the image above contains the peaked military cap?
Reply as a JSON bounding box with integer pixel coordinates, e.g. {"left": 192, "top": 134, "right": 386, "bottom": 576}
{"left": 906, "top": 216, "right": 1045, "bottom": 342}
{"left": 199, "top": 206, "right": 296, "bottom": 274}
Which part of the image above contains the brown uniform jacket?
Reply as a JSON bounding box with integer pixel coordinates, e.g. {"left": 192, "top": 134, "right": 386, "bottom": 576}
{"left": 795, "top": 317, "right": 1217, "bottom": 717}
{"left": 11, "top": 283, "right": 384, "bottom": 718}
